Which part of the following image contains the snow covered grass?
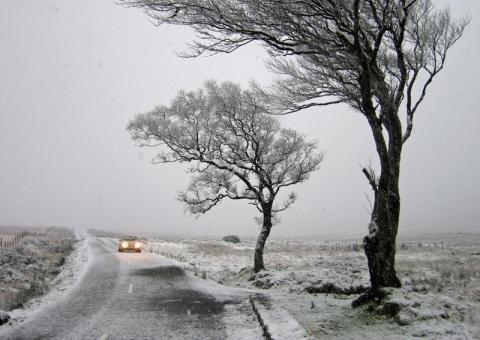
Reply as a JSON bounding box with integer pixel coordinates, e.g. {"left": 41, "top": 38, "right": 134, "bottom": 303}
{"left": 143, "top": 238, "right": 370, "bottom": 294}
{"left": 143, "top": 234, "right": 480, "bottom": 339}
{"left": 397, "top": 248, "right": 480, "bottom": 297}
{"left": 0, "top": 228, "right": 90, "bottom": 328}
{"left": 0, "top": 227, "right": 77, "bottom": 312}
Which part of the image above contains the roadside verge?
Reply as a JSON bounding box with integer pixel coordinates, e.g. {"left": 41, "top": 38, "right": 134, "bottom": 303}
{"left": 0, "top": 229, "right": 91, "bottom": 327}
{"left": 249, "top": 293, "right": 315, "bottom": 340}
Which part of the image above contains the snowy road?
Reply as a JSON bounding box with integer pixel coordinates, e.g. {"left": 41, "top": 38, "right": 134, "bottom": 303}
{"left": 1, "top": 237, "right": 261, "bottom": 340}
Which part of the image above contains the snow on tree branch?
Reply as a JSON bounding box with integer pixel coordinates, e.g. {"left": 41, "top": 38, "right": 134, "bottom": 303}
{"left": 127, "top": 80, "right": 323, "bottom": 272}
{"left": 127, "top": 80, "right": 322, "bottom": 217}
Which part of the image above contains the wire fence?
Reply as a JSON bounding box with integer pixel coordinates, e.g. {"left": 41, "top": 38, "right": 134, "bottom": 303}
{"left": 0, "top": 231, "right": 35, "bottom": 248}
{"left": 150, "top": 248, "right": 209, "bottom": 279}
{"left": 399, "top": 241, "right": 445, "bottom": 250}
{"left": 327, "top": 243, "right": 362, "bottom": 252}
{"left": 324, "top": 241, "right": 447, "bottom": 252}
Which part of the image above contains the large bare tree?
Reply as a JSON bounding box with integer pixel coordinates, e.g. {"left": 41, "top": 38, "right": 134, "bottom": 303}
{"left": 121, "top": 0, "right": 468, "bottom": 304}
{"left": 128, "top": 81, "right": 322, "bottom": 272}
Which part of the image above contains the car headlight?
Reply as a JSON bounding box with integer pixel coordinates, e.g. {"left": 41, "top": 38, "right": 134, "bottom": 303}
{"left": 121, "top": 242, "right": 129, "bottom": 248}
{"left": 134, "top": 242, "right": 141, "bottom": 248}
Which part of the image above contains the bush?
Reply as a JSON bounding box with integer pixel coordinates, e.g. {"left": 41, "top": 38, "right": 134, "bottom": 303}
{"left": 0, "top": 310, "right": 11, "bottom": 325}
{"left": 222, "top": 235, "right": 241, "bottom": 243}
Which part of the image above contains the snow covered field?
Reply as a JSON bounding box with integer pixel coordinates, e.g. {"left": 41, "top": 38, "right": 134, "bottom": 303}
{"left": 3, "top": 228, "right": 478, "bottom": 338}
{"left": 138, "top": 233, "right": 480, "bottom": 339}
{"left": 0, "top": 227, "right": 88, "bottom": 324}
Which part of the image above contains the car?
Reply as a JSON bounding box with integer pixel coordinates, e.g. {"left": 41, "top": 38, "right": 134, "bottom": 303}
{"left": 118, "top": 237, "right": 142, "bottom": 253}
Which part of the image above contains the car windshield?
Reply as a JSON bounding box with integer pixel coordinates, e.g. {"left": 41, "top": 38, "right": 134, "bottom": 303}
{"left": 121, "top": 237, "right": 137, "bottom": 241}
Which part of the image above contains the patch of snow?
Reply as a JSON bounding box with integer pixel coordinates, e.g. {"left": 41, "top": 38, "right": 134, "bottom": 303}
{"left": 368, "top": 221, "right": 378, "bottom": 236}
{"left": 251, "top": 294, "right": 314, "bottom": 339}
{"left": 222, "top": 303, "right": 264, "bottom": 340}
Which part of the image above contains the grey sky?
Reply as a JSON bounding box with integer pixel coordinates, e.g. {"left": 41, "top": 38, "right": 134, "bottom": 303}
{"left": 1, "top": 0, "right": 479, "bottom": 238}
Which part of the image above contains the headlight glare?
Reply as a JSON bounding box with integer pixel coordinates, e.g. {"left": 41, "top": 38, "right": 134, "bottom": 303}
{"left": 121, "top": 242, "right": 129, "bottom": 248}
{"left": 134, "top": 242, "right": 141, "bottom": 248}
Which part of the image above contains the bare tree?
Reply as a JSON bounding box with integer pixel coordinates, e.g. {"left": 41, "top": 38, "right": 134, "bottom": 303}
{"left": 128, "top": 81, "right": 322, "bottom": 272}
{"left": 120, "top": 0, "right": 468, "bottom": 304}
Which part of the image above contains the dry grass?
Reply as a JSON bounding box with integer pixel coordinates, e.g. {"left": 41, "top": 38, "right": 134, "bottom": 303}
{"left": 187, "top": 241, "right": 252, "bottom": 256}
{"left": 396, "top": 249, "right": 480, "bottom": 301}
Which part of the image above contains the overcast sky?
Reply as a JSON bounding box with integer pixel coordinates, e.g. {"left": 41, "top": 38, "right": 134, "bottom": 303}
{"left": 1, "top": 0, "right": 479, "bottom": 238}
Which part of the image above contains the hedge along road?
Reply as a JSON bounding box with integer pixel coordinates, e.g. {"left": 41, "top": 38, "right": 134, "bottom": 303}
{"left": 0, "top": 237, "right": 262, "bottom": 340}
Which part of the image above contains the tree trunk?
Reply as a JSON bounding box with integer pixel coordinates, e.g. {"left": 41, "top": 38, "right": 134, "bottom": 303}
{"left": 353, "top": 147, "right": 402, "bottom": 307}
{"left": 254, "top": 204, "right": 273, "bottom": 273}
{"left": 364, "top": 176, "right": 402, "bottom": 290}
{"left": 353, "top": 92, "right": 404, "bottom": 306}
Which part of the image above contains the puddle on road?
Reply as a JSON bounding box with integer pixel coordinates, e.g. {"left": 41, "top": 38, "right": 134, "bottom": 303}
{"left": 132, "top": 265, "right": 185, "bottom": 279}
{"left": 130, "top": 265, "right": 235, "bottom": 317}
{"left": 149, "top": 289, "right": 226, "bottom": 315}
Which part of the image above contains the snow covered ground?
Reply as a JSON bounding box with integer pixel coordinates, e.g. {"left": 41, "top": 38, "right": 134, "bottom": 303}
{"left": 2, "top": 235, "right": 266, "bottom": 339}
{"left": 0, "top": 227, "right": 90, "bottom": 325}
{"left": 3, "top": 229, "right": 478, "bottom": 339}
{"left": 139, "top": 234, "right": 480, "bottom": 339}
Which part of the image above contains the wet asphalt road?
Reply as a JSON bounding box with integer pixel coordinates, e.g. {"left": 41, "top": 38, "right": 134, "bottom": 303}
{"left": 1, "top": 237, "right": 261, "bottom": 340}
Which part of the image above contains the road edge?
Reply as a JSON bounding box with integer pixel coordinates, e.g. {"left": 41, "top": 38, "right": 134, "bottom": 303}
{"left": 249, "top": 293, "right": 315, "bottom": 340}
